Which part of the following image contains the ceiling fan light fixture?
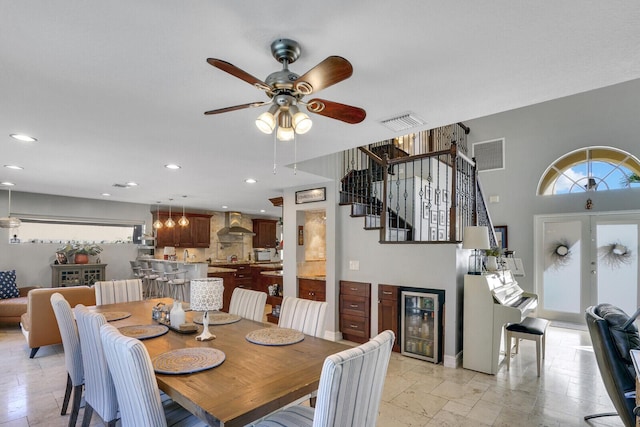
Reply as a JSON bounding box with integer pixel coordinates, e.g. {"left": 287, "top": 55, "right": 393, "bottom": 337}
{"left": 292, "top": 111, "right": 312, "bottom": 134}
{"left": 255, "top": 104, "right": 280, "bottom": 134}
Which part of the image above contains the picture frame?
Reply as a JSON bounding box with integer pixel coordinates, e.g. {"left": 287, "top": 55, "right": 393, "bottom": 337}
{"left": 430, "top": 227, "right": 437, "bottom": 241}
{"left": 295, "top": 187, "right": 326, "bottom": 204}
{"left": 430, "top": 211, "right": 438, "bottom": 225}
{"left": 494, "top": 225, "right": 508, "bottom": 249}
{"left": 437, "top": 229, "right": 445, "bottom": 241}
{"left": 438, "top": 211, "right": 446, "bottom": 226}
{"left": 441, "top": 190, "right": 449, "bottom": 205}
{"left": 423, "top": 202, "right": 429, "bottom": 219}
{"left": 425, "top": 186, "right": 433, "bottom": 202}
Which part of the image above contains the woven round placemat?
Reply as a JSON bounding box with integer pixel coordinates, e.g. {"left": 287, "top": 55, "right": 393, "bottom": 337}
{"left": 153, "top": 347, "right": 226, "bottom": 375}
{"left": 102, "top": 311, "right": 131, "bottom": 322}
{"left": 246, "top": 327, "right": 304, "bottom": 346}
{"left": 118, "top": 324, "right": 168, "bottom": 340}
{"left": 192, "top": 312, "right": 242, "bottom": 325}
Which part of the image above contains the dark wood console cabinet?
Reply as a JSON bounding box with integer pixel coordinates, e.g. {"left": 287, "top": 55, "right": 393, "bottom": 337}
{"left": 378, "top": 284, "right": 400, "bottom": 352}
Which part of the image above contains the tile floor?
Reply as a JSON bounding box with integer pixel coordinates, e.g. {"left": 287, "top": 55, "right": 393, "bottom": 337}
{"left": 0, "top": 323, "right": 626, "bottom": 427}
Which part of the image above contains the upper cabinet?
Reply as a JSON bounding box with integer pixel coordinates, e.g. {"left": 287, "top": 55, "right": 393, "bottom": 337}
{"left": 252, "top": 219, "right": 277, "bottom": 248}
{"left": 155, "top": 212, "right": 212, "bottom": 248}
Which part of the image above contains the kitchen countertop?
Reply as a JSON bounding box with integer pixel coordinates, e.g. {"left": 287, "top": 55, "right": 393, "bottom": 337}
{"left": 250, "top": 263, "right": 283, "bottom": 269}
{"left": 208, "top": 260, "right": 281, "bottom": 266}
{"left": 297, "top": 275, "right": 326, "bottom": 281}
{"left": 261, "top": 270, "right": 283, "bottom": 277}
{"left": 207, "top": 266, "right": 238, "bottom": 274}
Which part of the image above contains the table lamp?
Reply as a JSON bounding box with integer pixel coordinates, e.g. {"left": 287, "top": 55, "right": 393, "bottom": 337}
{"left": 190, "top": 278, "right": 224, "bottom": 341}
{"left": 462, "top": 226, "right": 490, "bottom": 275}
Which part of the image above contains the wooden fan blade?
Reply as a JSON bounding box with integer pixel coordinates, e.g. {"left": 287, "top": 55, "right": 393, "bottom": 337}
{"left": 306, "top": 98, "right": 366, "bottom": 124}
{"left": 207, "top": 58, "right": 270, "bottom": 91}
{"left": 294, "top": 56, "right": 353, "bottom": 95}
{"left": 204, "top": 102, "right": 264, "bottom": 115}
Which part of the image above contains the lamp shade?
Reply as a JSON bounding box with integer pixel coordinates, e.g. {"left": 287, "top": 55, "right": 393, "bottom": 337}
{"left": 462, "top": 226, "right": 490, "bottom": 250}
{"left": 190, "top": 278, "right": 224, "bottom": 312}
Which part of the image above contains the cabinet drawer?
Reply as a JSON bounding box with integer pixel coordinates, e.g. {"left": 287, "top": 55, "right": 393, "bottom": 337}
{"left": 378, "top": 284, "right": 398, "bottom": 301}
{"left": 340, "top": 314, "right": 368, "bottom": 339}
{"left": 340, "top": 294, "right": 370, "bottom": 317}
{"left": 340, "top": 280, "right": 370, "bottom": 297}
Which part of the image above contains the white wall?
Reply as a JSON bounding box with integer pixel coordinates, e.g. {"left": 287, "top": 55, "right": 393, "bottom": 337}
{"left": 0, "top": 191, "right": 152, "bottom": 286}
{"left": 467, "top": 78, "right": 640, "bottom": 294}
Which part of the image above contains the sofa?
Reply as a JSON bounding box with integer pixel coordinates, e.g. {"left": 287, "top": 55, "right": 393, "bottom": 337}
{"left": 0, "top": 286, "right": 39, "bottom": 324}
{"left": 20, "top": 286, "right": 96, "bottom": 358}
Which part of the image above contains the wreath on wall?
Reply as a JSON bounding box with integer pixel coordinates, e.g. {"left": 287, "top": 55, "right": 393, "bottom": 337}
{"left": 599, "top": 242, "right": 633, "bottom": 268}
{"left": 549, "top": 239, "right": 572, "bottom": 269}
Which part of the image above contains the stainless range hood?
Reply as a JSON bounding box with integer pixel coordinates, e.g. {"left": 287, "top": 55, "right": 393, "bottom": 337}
{"left": 217, "top": 212, "right": 255, "bottom": 238}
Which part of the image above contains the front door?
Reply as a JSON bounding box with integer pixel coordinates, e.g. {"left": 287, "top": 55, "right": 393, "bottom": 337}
{"left": 535, "top": 212, "right": 640, "bottom": 323}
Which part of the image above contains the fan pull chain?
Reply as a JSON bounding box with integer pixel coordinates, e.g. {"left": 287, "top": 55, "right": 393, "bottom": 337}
{"left": 273, "top": 130, "right": 277, "bottom": 175}
{"left": 294, "top": 133, "right": 297, "bottom": 175}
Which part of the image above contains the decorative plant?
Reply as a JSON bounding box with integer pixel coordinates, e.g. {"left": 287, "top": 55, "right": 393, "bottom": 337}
{"left": 57, "top": 242, "right": 103, "bottom": 257}
{"left": 485, "top": 246, "right": 502, "bottom": 257}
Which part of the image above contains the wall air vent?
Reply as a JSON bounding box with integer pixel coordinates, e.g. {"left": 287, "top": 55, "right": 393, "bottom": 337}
{"left": 472, "top": 138, "right": 505, "bottom": 172}
{"left": 379, "top": 112, "right": 426, "bottom": 132}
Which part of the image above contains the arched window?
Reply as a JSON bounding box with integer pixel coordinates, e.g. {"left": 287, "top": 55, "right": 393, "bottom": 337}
{"left": 537, "top": 147, "right": 640, "bottom": 195}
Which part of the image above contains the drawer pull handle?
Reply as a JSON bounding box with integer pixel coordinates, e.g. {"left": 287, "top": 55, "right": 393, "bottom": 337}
{"left": 238, "top": 285, "right": 245, "bottom": 288}
{"left": 349, "top": 324, "right": 359, "bottom": 329}
{"left": 350, "top": 304, "right": 359, "bottom": 308}
{"left": 383, "top": 291, "right": 392, "bottom": 295}
{"left": 350, "top": 287, "right": 358, "bottom": 291}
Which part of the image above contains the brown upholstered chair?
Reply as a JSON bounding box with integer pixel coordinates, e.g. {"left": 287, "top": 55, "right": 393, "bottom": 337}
{"left": 20, "top": 286, "right": 96, "bottom": 358}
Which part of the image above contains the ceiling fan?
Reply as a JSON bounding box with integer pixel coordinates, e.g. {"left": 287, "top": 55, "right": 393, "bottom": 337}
{"left": 204, "top": 38, "right": 366, "bottom": 141}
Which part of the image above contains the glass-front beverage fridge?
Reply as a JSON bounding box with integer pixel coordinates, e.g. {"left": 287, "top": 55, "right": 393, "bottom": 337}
{"left": 400, "top": 289, "right": 444, "bottom": 363}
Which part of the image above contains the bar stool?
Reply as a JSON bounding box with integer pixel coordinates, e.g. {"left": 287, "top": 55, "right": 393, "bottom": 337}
{"left": 165, "top": 262, "right": 188, "bottom": 302}
{"left": 138, "top": 260, "right": 158, "bottom": 299}
{"left": 151, "top": 260, "right": 169, "bottom": 298}
{"left": 505, "top": 317, "right": 550, "bottom": 376}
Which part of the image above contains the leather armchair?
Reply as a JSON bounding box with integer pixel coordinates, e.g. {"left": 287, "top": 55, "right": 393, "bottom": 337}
{"left": 20, "top": 286, "right": 96, "bottom": 358}
{"left": 585, "top": 304, "right": 639, "bottom": 427}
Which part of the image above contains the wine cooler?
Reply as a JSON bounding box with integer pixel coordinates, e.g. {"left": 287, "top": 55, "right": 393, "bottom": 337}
{"left": 400, "top": 289, "right": 444, "bottom": 363}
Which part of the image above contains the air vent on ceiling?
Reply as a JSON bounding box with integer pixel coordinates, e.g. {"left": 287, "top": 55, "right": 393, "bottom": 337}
{"left": 379, "top": 112, "right": 426, "bottom": 132}
{"left": 112, "top": 183, "right": 134, "bottom": 188}
{"left": 472, "top": 138, "right": 505, "bottom": 172}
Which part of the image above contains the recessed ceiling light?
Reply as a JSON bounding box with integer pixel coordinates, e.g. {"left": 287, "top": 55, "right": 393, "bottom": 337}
{"left": 245, "top": 178, "right": 257, "bottom": 184}
{"left": 1, "top": 182, "right": 15, "bottom": 186}
{"left": 9, "top": 134, "right": 37, "bottom": 142}
{"left": 165, "top": 164, "right": 181, "bottom": 170}
{"left": 101, "top": 193, "right": 111, "bottom": 197}
{"left": 4, "top": 165, "right": 23, "bottom": 170}
{"left": 222, "top": 205, "right": 228, "bottom": 209}
{"left": 125, "top": 181, "right": 138, "bottom": 187}
{"left": 260, "top": 209, "right": 266, "bottom": 213}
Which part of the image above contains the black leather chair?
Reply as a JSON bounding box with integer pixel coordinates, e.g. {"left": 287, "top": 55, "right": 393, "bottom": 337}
{"left": 585, "top": 304, "right": 640, "bottom": 427}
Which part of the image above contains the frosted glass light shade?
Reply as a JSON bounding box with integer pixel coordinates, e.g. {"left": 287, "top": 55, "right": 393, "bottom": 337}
{"left": 276, "top": 126, "right": 294, "bottom": 141}
{"left": 292, "top": 111, "right": 312, "bottom": 134}
{"left": 256, "top": 112, "right": 276, "bottom": 134}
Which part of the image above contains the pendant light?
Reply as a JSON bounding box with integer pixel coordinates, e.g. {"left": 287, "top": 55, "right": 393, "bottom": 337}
{"left": 0, "top": 188, "right": 21, "bottom": 228}
{"left": 165, "top": 198, "right": 175, "bottom": 228}
{"left": 152, "top": 202, "right": 163, "bottom": 229}
{"left": 178, "top": 195, "right": 189, "bottom": 227}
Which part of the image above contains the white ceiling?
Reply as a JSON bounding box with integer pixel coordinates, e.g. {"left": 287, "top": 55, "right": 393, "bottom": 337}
{"left": 2, "top": 1, "right": 640, "bottom": 217}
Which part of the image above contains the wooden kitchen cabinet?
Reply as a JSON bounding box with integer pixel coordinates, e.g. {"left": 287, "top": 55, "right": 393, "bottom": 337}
{"left": 207, "top": 270, "right": 235, "bottom": 312}
{"left": 378, "top": 284, "right": 400, "bottom": 352}
{"left": 155, "top": 212, "right": 211, "bottom": 248}
{"left": 339, "top": 281, "right": 371, "bottom": 344}
{"left": 252, "top": 219, "right": 277, "bottom": 248}
{"left": 298, "top": 278, "right": 326, "bottom": 301}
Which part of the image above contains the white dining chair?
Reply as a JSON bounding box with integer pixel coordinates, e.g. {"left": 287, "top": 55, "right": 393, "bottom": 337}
{"left": 94, "top": 279, "right": 144, "bottom": 305}
{"left": 278, "top": 296, "right": 327, "bottom": 338}
{"left": 99, "top": 324, "right": 207, "bottom": 427}
{"left": 74, "top": 304, "right": 119, "bottom": 427}
{"left": 229, "top": 288, "right": 267, "bottom": 322}
{"left": 50, "top": 293, "right": 84, "bottom": 427}
{"left": 254, "top": 330, "right": 395, "bottom": 427}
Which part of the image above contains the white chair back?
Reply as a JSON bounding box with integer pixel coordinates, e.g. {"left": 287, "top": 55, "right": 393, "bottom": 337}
{"left": 278, "top": 296, "right": 327, "bottom": 338}
{"left": 229, "top": 288, "right": 267, "bottom": 322}
{"left": 94, "top": 279, "right": 143, "bottom": 305}
{"left": 50, "top": 293, "right": 84, "bottom": 385}
{"left": 313, "top": 330, "right": 394, "bottom": 427}
{"left": 74, "top": 304, "right": 118, "bottom": 424}
{"left": 100, "top": 324, "right": 168, "bottom": 427}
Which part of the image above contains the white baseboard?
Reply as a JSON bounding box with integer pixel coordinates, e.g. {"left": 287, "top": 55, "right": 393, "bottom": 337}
{"left": 324, "top": 330, "right": 343, "bottom": 342}
{"left": 443, "top": 351, "right": 462, "bottom": 368}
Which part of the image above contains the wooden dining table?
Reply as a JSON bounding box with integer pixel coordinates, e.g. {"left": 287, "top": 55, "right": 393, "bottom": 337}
{"left": 90, "top": 298, "right": 350, "bottom": 427}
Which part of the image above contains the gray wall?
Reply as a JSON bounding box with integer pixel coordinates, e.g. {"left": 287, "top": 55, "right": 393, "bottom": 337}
{"left": 0, "top": 191, "right": 152, "bottom": 286}
{"left": 467, "top": 78, "right": 640, "bottom": 293}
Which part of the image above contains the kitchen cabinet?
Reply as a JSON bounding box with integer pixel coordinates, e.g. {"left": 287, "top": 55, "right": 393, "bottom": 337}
{"left": 339, "top": 281, "right": 371, "bottom": 344}
{"left": 378, "top": 284, "right": 400, "bottom": 352}
{"left": 252, "top": 219, "right": 277, "bottom": 248}
{"left": 207, "top": 270, "right": 235, "bottom": 312}
{"left": 217, "top": 263, "right": 253, "bottom": 290}
{"left": 155, "top": 212, "right": 211, "bottom": 248}
{"left": 298, "top": 278, "right": 326, "bottom": 301}
{"left": 252, "top": 264, "right": 283, "bottom": 294}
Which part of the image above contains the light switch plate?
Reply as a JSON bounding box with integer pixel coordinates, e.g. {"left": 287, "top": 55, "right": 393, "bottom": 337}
{"left": 349, "top": 260, "right": 359, "bottom": 270}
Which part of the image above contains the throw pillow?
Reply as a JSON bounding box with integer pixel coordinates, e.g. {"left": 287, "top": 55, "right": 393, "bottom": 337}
{"left": 0, "top": 270, "right": 20, "bottom": 299}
